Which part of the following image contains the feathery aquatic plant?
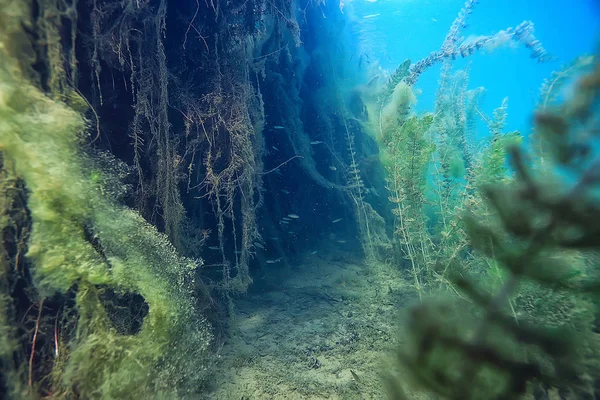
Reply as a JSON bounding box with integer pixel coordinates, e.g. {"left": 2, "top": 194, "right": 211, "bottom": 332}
{"left": 379, "top": 83, "right": 436, "bottom": 297}
{"left": 384, "top": 0, "right": 553, "bottom": 95}
{"left": 387, "top": 59, "right": 600, "bottom": 400}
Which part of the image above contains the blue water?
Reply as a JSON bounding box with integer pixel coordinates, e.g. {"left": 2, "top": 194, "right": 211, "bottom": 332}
{"left": 344, "top": 0, "right": 600, "bottom": 136}
{"left": 8, "top": 1, "right": 599, "bottom": 398}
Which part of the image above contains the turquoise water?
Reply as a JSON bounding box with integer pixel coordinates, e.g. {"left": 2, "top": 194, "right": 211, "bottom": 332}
{"left": 346, "top": 0, "right": 600, "bottom": 134}
{"left": 2, "top": 0, "right": 600, "bottom": 398}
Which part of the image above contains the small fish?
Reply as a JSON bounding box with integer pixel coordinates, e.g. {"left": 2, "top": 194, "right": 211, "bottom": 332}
{"left": 281, "top": 189, "right": 291, "bottom": 194}
{"left": 432, "top": 18, "right": 438, "bottom": 22}
{"left": 208, "top": 246, "right": 220, "bottom": 251}
{"left": 270, "top": 237, "right": 280, "bottom": 240}
{"left": 282, "top": 217, "right": 291, "bottom": 221}
{"left": 329, "top": 166, "right": 337, "bottom": 171}
{"left": 273, "top": 125, "right": 285, "bottom": 130}
{"left": 253, "top": 242, "right": 265, "bottom": 250}
{"left": 336, "top": 240, "right": 347, "bottom": 244}
{"left": 367, "top": 75, "right": 380, "bottom": 87}
{"left": 332, "top": 218, "right": 343, "bottom": 223}
{"left": 350, "top": 370, "right": 361, "bottom": 382}
{"left": 310, "top": 250, "right": 318, "bottom": 255}
{"left": 310, "top": 141, "right": 323, "bottom": 145}
{"left": 265, "top": 257, "right": 283, "bottom": 264}
{"left": 280, "top": 220, "right": 289, "bottom": 224}
{"left": 272, "top": 146, "right": 279, "bottom": 151}
{"left": 287, "top": 214, "right": 300, "bottom": 219}
{"left": 363, "top": 13, "right": 380, "bottom": 19}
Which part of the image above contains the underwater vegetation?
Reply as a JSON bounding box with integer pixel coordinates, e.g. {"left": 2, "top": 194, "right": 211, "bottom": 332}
{"left": 387, "top": 61, "right": 600, "bottom": 399}
{"left": 0, "top": 1, "right": 212, "bottom": 398}
{"left": 0, "top": 0, "right": 598, "bottom": 398}
{"left": 353, "top": 2, "right": 600, "bottom": 399}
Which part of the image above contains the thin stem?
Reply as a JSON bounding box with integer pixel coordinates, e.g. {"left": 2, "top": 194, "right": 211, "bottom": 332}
{"left": 29, "top": 299, "right": 45, "bottom": 389}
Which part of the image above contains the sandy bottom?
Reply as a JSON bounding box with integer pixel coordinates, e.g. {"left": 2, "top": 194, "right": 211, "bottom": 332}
{"left": 204, "top": 250, "right": 421, "bottom": 399}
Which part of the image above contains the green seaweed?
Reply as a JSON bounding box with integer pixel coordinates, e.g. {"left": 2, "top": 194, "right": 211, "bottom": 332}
{"left": 390, "top": 60, "right": 600, "bottom": 400}
{"left": 0, "top": 3, "right": 213, "bottom": 398}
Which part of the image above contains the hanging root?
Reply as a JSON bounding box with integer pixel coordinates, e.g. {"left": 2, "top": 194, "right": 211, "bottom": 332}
{"left": 29, "top": 299, "right": 45, "bottom": 389}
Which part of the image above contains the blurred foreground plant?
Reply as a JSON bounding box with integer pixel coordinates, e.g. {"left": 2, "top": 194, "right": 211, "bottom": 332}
{"left": 387, "top": 61, "right": 600, "bottom": 399}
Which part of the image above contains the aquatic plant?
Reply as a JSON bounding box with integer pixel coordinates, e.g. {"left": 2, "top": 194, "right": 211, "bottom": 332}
{"left": 428, "top": 64, "right": 479, "bottom": 288}
{"left": 378, "top": 82, "right": 436, "bottom": 297}
{"left": 1, "top": 0, "right": 355, "bottom": 393}
{"left": 85, "top": 0, "right": 308, "bottom": 297}
{"left": 344, "top": 119, "right": 374, "bottom": 257}
{"left": 375, "top": 57, "right": 517, "bottom": 296}
{"left": 533, "top": 54, "right": 596, "bottom": 164}
{"left": 343, "top": 116, "right": 392, "bottom": 261}
{"left": 0, "top": 2, "right": 214, "bottom": 398}
{"left": 472, "top": 100, "right": 522, "bottom": 188}
{"left": 356, "top": 0, "right": 552, "bottom": 214}
{"left": 538, "top": 55, "right": 596, "bottom": 111}
{"left": 387, "top": 59, "right": 600, "bottom": 400}
{"left": 381, "top": 0, "right": 553, "bottom": 105}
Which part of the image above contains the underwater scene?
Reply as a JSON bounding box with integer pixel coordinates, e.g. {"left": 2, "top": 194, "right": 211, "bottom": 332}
{"left": 1, "top": 0, "right": 600, "bottom": 398}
